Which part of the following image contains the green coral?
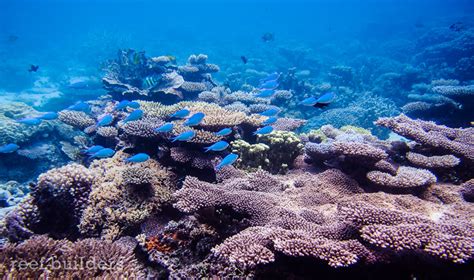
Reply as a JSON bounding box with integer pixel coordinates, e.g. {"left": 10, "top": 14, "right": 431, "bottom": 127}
{"left": 301, "top": 129, "right": 328, "bottom": 143}
{"left": 231, "top": 131, "right": 303, "bottom": 174}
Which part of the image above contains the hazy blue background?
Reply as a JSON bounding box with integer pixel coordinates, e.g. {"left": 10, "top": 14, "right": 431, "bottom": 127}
{"left": 1, "top": 0, "right": 473, "bottom": 92}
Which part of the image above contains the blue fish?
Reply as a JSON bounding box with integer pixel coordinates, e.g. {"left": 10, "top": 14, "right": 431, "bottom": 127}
{"left": 183, "top": 112, "right": 205, "bottom": 127}
{"left": 115, "top": 100, "right": 130, "bottom": 110}
{"left": 125, "top": 153, "right": 150, "bottom": 163}
{"left": 259, "top": 79, "right": 279, "bottom": 90}
{"left": 215, "top": 153, "right": 239, "bottom": 171}
{"left": 262, "top": 117, "right": 278, "bottom": 125}
{"left": 17, "top": 118, "right": 41, "bottom": 125}
{"left": 204, "top": 141, "right": 229, "bottom": 152}
{"left": 155, "top": 122, "right": 174, "bottom": 133}
{"left": 259, "top": 108, "right": 279, "bottom": 117}
{"left": 261, "top": 72, "right": 280, "bottom": 83}
{"left": 128, "top": 101, "right": 140, "bottom": 109}
{"left": 123, "top": 109, "right": 143, "bottom": 123}
{"left": 255, "top": 89, "right": 275, "bottom": 98}
{"left": 313, "top": 92, "right": 336, "bottom": 108}
{"left": 0, "top": 143, "right": 20, "bottom": 153}
{"left": 82, "top": 145, "right": 104, "bottom": 155}
{"left": 300, "top": 97, "right": 318, "bottom": 106}
{"left": 97, "top": 115, "right": 114, "bottom": 127}
{"left": 38, "top": 112, "right": 58, "bottom": 120}
{"left": 254, "top": 126, "right": 274, "bottom": 135}
{"left": 171, "top": 130, "right": 195, "bottom": 142}
{"left": 90, "top": 148, "right": 115, "bottom": 159}
{"left": 171, "top": 109, "right": 190, "bottom": 119}
{"left": 68, "top": 101, "right": 90, "bottom": 113}
{"left": 215, "top": 128, "right": 232, "bottom": 136}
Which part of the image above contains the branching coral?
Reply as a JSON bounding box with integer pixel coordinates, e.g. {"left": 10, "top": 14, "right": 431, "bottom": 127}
{"left": 232, "top": 131, "right": 303, "bottom": 174}
{"left": 58, "top": 110, "right": 95, "bottom": 129}
{"left": 0, "top": 235, "right": 145, "bottom": 278}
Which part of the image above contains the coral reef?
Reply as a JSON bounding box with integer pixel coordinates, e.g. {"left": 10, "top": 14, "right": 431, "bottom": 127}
{"left": 0, "top": 235, "right": 145, "bottom": 278}
{"left": 232, "top": 131, "right": 303, "bottom": 174}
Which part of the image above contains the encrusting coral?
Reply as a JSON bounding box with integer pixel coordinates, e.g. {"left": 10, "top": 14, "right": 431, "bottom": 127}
{"left": 79, "top": 152, "right": 176, "bottom": 240}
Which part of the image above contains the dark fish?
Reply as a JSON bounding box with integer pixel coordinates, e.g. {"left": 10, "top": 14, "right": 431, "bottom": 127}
{"left": 28, "top": 65, "right": 39, "bottom": 72}
{"left": 261, "top": 32, "right": 274, "bottom": 42}
{"left": 7, "top": 35, "right": 18, "bottom": 43}
{"left": 241, "top": 56, "right": 248, "bottom": 64}
{"left": 449, "top": 22, "right": 465, "bottom": 32}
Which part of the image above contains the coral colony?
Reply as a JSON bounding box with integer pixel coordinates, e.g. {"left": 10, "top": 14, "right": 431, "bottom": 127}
{"left": 0, "top": 48, "right": 473, "bottom": 279}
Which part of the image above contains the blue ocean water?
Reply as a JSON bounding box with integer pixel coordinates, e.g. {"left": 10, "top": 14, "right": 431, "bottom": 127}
{"left": 0, "top": 0, "right": 473, "bottom": 278}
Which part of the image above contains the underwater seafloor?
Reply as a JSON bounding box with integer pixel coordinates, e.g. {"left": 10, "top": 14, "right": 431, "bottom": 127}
{"left": 1, "top": 1, "right": 474, "bottom": 279}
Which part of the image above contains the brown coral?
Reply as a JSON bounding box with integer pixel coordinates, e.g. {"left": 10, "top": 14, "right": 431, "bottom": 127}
{"left": 79, "top": 152, "right": 176, "bottom": 240}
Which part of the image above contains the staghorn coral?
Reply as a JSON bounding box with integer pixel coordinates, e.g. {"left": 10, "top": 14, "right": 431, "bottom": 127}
{"left": 58, "top": 110, "right": 95, "bottom": 129}
{"left": 272, "top": 117, "right": 307, "bottom": 132}
{"left": 0, "top": 235, "right": 145, "bottom": 279}
{"left": 366, "top": 166, "right": 437, "bottom": 190}
{"left": 169, "top": 147, "right": 219, "bottom": 170}
{"left": 96, "top": 126, "right": 118, "bottom": 138}
{"left": 120, "top": 117, "right": 164, "bottom": 139}
{"left": 79, "top": 152, "right": 176, "bottom": 240}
